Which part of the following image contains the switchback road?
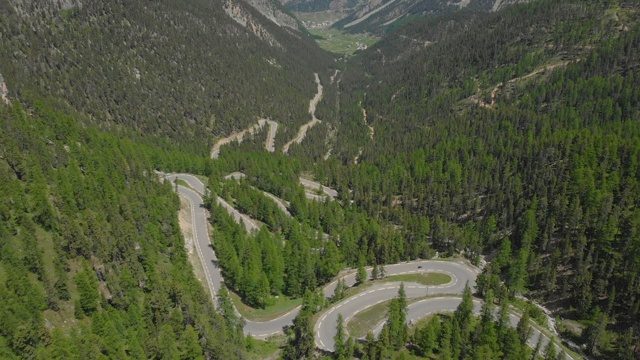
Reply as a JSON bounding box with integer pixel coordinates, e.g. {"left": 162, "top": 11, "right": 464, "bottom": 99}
{"left": 163, "top": 172, "right": 577, "bottom": 358}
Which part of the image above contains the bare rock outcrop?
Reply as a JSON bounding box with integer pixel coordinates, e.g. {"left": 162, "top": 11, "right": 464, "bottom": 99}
{"left": 0, "top": 74, "right": 9, "bottom": 104}
{"left": 243, "top": 0, "right": 301, "bottom": 31}
{"left": 223, "top": 0, "right": 283, "bottom": 47}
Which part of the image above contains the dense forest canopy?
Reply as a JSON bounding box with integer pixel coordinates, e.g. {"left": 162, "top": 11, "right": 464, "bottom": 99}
{"left": 0, "top": 102, "right": 245, "bottom": 358}
{"left": 0, "top": 0, "right": 333, "bottom": 153}
{"left": 1, "top": 0, "right": 640, "bottom": 358}
{"left": 307, "top": 0, "right": 640, "bottom": 357}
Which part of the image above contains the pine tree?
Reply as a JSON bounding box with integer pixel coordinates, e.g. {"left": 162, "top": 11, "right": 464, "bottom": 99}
{"left": 385, "top": 284, "right": 409, "bottom": 350}
{"left": 532, "top": 335, "right": 544, "bottom": 359}
{"left": 218, "top": 284, "right": 245, "bottom": 341}
{"left": 378, "top": 264, "right": 386, "bottom": 279}
{"left": 363, "top": 331, "right": 376, "bottom": 360}
{"left": 584, "top": 306, "right": 608, "bottom": 354}
{"left": 75, "top": 268, "right": 99, "bottom": 315}
{"left": 333, "top": 278, "right": 347, "bottom": 302}
{"left": 321, "top": 239, "right": 342, "bottom": 283}
{"left": 283, "top": 290, "right": 315, "bottom": 360}
{"left": 439, "top": 319, "right": 454, "bottom": 360}
{"left": 474, "top": 290, "right": 498, "bottom": 354}
{"left": 179, "top": 325, "right": 204, "bottom": 360}
{"left": 544, "top": 339, "right": 557, "bottom": 360}
{"left": 497, "top": 298, "right": 510, "bottom": 342}
{"left": 516, "top": 308, "right": 532, "bottom": 345}
{"left": 158, "top": 324, "right": 180, "bottom": 360}
{"left": 376, "top": 325, "right": 390, "bottom": 360}
{"left": 454, "top": 282, "right": 474, "bottom": 336}
{"left": 345, "top": 336, "right": 355, "bottom": 359}
{"left": 334, "top": 313, "right": 347, "bottom": 360}
{"left": 356, "top": 264, "right": 368, "bottom": 284}
{"left": 502, "top": 329, "right": 525, "bottom": 360}
{"left": 416, "top": 317, "right": 440, "bottom": 356}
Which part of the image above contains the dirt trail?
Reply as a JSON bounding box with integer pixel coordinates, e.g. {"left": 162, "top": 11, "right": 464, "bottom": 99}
{"left": 354, "top": 148, "right": 364, "bottom": 165}
{"left": 471, "top": 61, "right": 573, "bottom": 109}
{"left": 330, "top": 70, "right": 340, "bottom": 84}
{"left": 211, "top": 118, "right": 278, "bottom": 158}
{"left": 283, "top": 73, "right": 323, "bottom": 154}
{"left": 211, "top": 119, "right": 267, "bottom": 159}
{"left": 0, "top": 75, "right": 9, "bottom": 104}
{"left": 354, "top": 100, "right": 374, "bottom": 164}
{"left": 362, "top": 105, "right": 374, "bottom": 140}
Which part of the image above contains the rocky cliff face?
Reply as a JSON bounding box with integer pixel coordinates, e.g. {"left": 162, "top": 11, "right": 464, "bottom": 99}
{"left": 283, "top": 0, "right": 530, "bottom": 34}
{"left": 243, "top": 0, "right": 301, "bottom": 30}
{"left": 223, "top": 0, "right": 303, "bottom": 47}
{"left": 491, "top": 0, "right": 531, "bottom": 12}
{"left": 224, "top": 0, "right": 283, "bottom": 47}
{"left": 9, "top": 0, "right": 82, "bottom": 19}
{"left": 0, "top": 74, "right": 8, "bottom": 104}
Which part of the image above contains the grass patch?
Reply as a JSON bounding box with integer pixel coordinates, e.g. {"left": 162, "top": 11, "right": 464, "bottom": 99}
{"left": 384, "top": 272, "right": 452, "bottom": 286}
{"left": 194, "top": 174, "right": 209, "bottom": 185}
{"left": 175, "top": 179, "right": 193, "bottom": 190}
{"left": 230, "top": 291, "right": 302, "bottom": 321}
{"left": 246, "top": 337, "right": 282, "bottom": 360}
{"left": 346, "top": 300, "right": 391, "bottom": 338}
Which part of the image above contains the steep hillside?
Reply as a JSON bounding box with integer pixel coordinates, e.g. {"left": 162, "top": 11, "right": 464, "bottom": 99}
{"left": 0, "top": 100, "right": 248, "bottom": 358}
{"left": 332, "top": 0, "right": 533, "bottom": 34}
{"left": 283, "top": 0, "right": 529, "bottom": 34}
{"left": 0, "top": 0, "right": 333, "bottom": 154}
{"left": 240, "top": 0, "right": 303, "bottom": 30}
{"left": 3, "top": 0, "right": 640, "bottom": 358}
{"left": 309, "top": 1, "right": 640, "bottom": 357}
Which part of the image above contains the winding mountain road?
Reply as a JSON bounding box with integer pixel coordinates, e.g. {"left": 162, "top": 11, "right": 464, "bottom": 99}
{"left": 165, "top": 173, "right": 258, "bottom": 233}
{"left": 174, "top": 184, "right": 222, "bottom": 306}
{"left": 211, "top": 118, "right": 278, "bottom": 159}
{"left": 316, "top": 262, "right": 477, "bottom": 350}
{"left": 299, "top": 177, "right": 338, "bottom": 200}
{"left": 265, "top": 119, "right": 278, "bottom": 153}
{"left": 283, "top": 73, "right": 323, "bottom": 154}
{"left": 162, "top": 172, "right": 576, "bottom": 358}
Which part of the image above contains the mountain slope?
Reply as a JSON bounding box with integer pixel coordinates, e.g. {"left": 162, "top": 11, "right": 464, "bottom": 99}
{"left": 0, "top": 0, "right": 333, "bottom": 154}
{"left": 309, "top": 1, "right": 640, "bottom": 357}
{"left": 0, "top": 100, "right": 248, "bottom": 358}
{"left": 281, "top": 0, "right": 530, "bottom": 34}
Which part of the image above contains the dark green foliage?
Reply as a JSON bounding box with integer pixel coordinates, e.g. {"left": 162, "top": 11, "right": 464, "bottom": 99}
{"left": 311, "top": 1, "right": 640, "bottom": 355}
{"left": 356, "top": 264, "right": 368, "bottom": 284}
{"left": 384, "top": 284, "right": 408, "bottom": 350}
{"left": 332, "top": 278, "right": 348, "bottom": 303}
{"left": 412, "top": 297, "right": 531, "bottom": 360}
{"left": 74, "top": 267, "right": 99, "bottom": 316}
{"left": 334, "top": 313, "right": 347, "bottom": 360}
{"left": 0, "top": 103, "right": 245, "bottom": 359}
{"left": 282, "top": 290, "right": 317, "bottom": 360}
{"left": 0, "top": 0, "right": 333, "bottom": 154}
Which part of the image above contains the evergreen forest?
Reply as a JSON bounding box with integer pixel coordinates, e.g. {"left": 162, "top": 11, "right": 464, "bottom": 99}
{"left": 1, "top": 0, "right": 640, "bottom": 359}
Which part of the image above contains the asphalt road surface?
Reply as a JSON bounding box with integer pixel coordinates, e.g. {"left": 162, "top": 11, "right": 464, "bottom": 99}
{"left": 162, "top": 172, "right": 575, "bottom": 358}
